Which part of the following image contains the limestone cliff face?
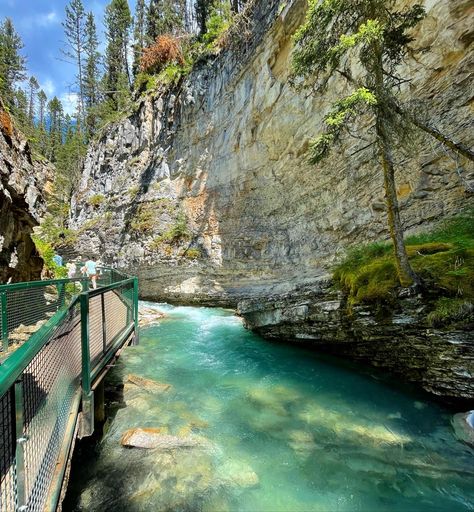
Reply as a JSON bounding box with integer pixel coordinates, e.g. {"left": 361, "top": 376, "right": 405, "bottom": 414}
{"left": 0, "top": 102, "right": 50, "bottom": 283}
{"left": 72, "top": 0, "right": 473, "bottom": 305}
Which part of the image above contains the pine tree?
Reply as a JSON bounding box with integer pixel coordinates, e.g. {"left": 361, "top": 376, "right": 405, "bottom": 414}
{"left": 146, "top": 0, "right": 186, "bottom": 42}
{"left": 62, "top": 0, "right": 87, "bottom": 129}
{"left": 27, "top": 76, "right": 39, "bottom": 125}
{"left": 37, "top": 90, "right": 47, "bottom": 128}
{"left": 0, "top": 18, "right": 26, "bottom": 109}
{"left": 37, "top": 89, "right": 48, "bottom": 154}
{"left": 195, "top": 0, "right": 213, "bottom": 36}
{"left": 13, "top": 87, "right": 28, "bottom": 128}
{"left": 291, "top": 1, "right": 427, "bottom": 287}
{"left": 133, "top": 0, "right": 146, "bottom": 76}
{"left": 104, "top": 0, "right": 132, "bottom": 108}
{"left": 83, "top": 11, "right": 101, "bottom": 137}
{"left": 47, "top": 96, "right": 64, "bottom": 162}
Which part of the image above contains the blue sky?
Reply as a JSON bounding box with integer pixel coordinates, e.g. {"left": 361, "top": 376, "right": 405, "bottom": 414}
{"left": 0, "top": 0, "right": 137, "bottom": 114}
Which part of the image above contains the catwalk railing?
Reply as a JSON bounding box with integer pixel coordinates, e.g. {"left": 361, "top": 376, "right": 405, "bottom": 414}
{"left": 0, "top": 267, "right": 139, "bottom": 511}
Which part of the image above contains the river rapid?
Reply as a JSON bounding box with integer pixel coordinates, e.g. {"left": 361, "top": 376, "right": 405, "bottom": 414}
{"left": 64, "top": 303, "right": 474, "bottom": 511}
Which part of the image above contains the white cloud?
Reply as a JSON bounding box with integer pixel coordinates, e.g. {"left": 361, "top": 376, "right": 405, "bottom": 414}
{"left": 38, "top": 11, "right": 58, "bottom": 26}
{"left": 60, "top": 92, "right": 78, "bottom": 116}
{"left": 41, "top": 79, "right": 55, "bottom": 97}
{"left": 21, "top": 11, "right": 59, "bottom": 29}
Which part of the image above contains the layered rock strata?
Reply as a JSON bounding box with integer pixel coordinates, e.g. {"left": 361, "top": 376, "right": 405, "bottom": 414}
{"left": 0, "top": 102, "right": 50, "bottom": 282}
{"left": 71, "top": 0, "right": 473, "bottom": 302}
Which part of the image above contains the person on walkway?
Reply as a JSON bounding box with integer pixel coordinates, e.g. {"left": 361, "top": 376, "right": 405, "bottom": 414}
{"left": 84, "top": 257, "right": 98, "bottom": 290}
{"left": 66, "top": 260, "right": 77, "bottom": 279}
{"left": 53, "top": 253, "right": 63, "bottom": 267}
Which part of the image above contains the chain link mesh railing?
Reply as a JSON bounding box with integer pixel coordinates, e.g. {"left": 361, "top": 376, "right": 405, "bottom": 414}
{"left": 0, "top": 278, "right": 86, "bottom": 357}
{"left": 0, "top": 268, "right": 138, "bottom": 511}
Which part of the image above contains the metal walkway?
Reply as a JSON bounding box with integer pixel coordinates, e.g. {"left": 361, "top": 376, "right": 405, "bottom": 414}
{"left": 0, "top": 268, "right": 139, "bottom": 511}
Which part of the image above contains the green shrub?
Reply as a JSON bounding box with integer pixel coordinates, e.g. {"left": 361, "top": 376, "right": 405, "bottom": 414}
{"left": 31, "top": 235, "right": 67, "bottom": 278}
{"left": 184, "top": 248, "right": 201, "bottom": 260}
{"left": 88, "top": 194, "right": 105, "bottom": 207}
{"left": 427, "top": 298, "right": 474, "bottom": 327}
{"left": 203, "top": 3, "right": 232, "bottom": 47}
{"left": 130, "top": 203, "right": 156, "bottom": 234}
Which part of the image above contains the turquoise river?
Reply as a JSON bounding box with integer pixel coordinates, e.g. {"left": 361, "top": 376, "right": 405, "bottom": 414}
{"left": 64, "top": 303, "right": 474, "bottom": 511}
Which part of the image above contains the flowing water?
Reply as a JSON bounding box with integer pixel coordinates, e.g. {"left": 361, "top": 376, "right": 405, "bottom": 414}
{"left": 65, "top": 303, "right": 474, "bottom": 511}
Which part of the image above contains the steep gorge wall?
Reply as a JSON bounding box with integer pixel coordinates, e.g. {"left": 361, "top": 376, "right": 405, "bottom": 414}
{"left": 72, "top": 0, "right": 473, "bottom": 305}
{"left": 0, "top": 102, "right": 50, "bottom": 283}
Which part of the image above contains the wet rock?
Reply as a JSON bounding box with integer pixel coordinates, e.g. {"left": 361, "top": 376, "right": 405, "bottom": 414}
{"left": 139, "top": 305, "right": 166, "bottom": 328}
{"left": 121, "top": 428, "right": 209, "bottom": 450}
{"left": 451, "top": 411, "right": 474, "bottom": 447}
{"left": 218, "top": 460, "right": 260, "bottom": 489}
{"left": 124, "top": 374, "right": 172, "bottom": 394}
{"left": 121, "top": 427, "right": 169, "bottom": 448}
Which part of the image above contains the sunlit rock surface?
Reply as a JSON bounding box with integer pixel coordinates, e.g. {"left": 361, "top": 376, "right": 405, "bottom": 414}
{"left": 71, "top": 0, "right": 474, "bottom": 304}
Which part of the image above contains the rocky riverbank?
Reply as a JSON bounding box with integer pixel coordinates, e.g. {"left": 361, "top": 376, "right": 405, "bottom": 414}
{"left": 238, "top": 277, "right": 474, "bottom": 407}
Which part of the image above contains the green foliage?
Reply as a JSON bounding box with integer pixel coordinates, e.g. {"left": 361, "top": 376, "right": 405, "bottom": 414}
{"left": 130, "top": 202, "right": 157, "bottom": 234}
{"left": 184, "top": 248, "right": 201, "bottom": 260}
{"left": 427, "top": 298, "right": 474, "bottom": 328}
{"left": 309, "top": 88, "right": 377, "bottom": 163}
{"left": 31, "top": 235, "right": 68, "bottom": 278}
{"left": 0, "top": 18, "right": 26, "bottom": 109}
{"left": 155, "top": 213, "right": 190, "bottom": 244}
{"left": 88, "top": 193, "right": 105, "bottom": 207}
{"left": 291, "top": 0, "right": 426, "bottom": 162}
{"left": 333, "top": 210, "right": 474, "bottom": 325}
{"left": 203, "top": 2, "right": 232, "bottom": 47}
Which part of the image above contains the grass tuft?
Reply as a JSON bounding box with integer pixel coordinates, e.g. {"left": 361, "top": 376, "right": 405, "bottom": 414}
{"left": 333, "top": 209, "right": 474, "bottom": 325}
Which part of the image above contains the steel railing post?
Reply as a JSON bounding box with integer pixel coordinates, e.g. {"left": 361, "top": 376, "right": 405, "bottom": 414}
{"left": 57, "top": 283, "right": 65, "bottom": 309}
{"left": 132, "top": 277, "right": 139, "bottom": 346}
{"left": 101, "top": 293, "right": 107, "bottom": 355}
{"left": 14, "top": 377, "right": 27, "bottom": 511}
{"left": 1, "top": 291, "right": 8, "bottom": 352}
{"left": 80, "top": 293, "right": 94, "bottom": 437}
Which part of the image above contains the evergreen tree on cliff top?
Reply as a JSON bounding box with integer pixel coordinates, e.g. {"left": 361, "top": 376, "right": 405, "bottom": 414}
{"left": 291, "top": 0, "right": 474, "bottom": 289}
{"left": 0, "top": 18, "right": 26, "bottom": 109}
{"left": 104, "top": 0, "right": 132, "bottom": 109}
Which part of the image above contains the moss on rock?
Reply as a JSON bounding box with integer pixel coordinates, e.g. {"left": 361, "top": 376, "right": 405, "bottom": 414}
{"left": 333, "top": 209, "right": 474, "bottom": 325}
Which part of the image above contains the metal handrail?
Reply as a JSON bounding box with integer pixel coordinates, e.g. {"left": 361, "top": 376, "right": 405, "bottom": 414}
{"left": 0, "top": 266, "right": 139, "bottom": 512}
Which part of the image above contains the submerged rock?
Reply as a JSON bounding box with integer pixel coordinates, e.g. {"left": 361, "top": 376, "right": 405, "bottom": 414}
{"left": 124, "top": 374, "right": 172, "bottom": 394}
{"left": 287, "top": 430, "right": 316, "bottom": 456}
{"left": 217, "top": 460, "right": 260, "bottom": 489}
{"left": 121, "top": 428, "right": 209, "bottom": 450}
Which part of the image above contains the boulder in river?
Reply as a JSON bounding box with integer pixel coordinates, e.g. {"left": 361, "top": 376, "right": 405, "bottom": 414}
{"left": 218, "top": 460, "right": 260, "bottom": 489}
{"left": 139, "top": 305, "right": 166, "bottom": 328}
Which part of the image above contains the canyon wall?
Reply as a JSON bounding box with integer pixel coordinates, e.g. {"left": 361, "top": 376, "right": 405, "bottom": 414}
{"left": 70, "top": 0, "right": 474, "bottom": 403}
{"left": 71, "top": 0, "right": 473, "bottom": 304}
{"left": 0, "top": 102, "right": 50, "bottom": 283}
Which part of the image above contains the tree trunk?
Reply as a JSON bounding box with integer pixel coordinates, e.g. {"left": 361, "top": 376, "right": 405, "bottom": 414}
{"left": 376, "top": 116, "right": 420, "bottom": 287}
{"left": 391, "top": 102, "right": 474, "bottom": 162}
{"left": 231, "top": 0, "right": 239, "bottom": 14}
